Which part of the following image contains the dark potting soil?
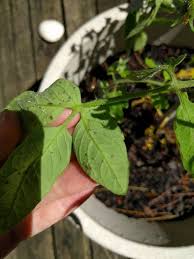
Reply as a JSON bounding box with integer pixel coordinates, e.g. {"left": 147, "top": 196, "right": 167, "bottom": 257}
{"left": 80, "top": 45, "right": 194, "bottom": 221}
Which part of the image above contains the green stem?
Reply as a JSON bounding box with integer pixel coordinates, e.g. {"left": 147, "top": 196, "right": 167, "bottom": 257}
{"left": 69, "top": 77, "right": 194, "bottom": 112}
{"left": 153, "top": 17, "right": 175, "bottom": 25}
{"left": 81, "top": 85, "right": 169, "bottom": 108}
{"left": 175, "top": 80, "right": 194, "bottom": 90}
{"left": 81, "top": 80, "right": 194, "bottom": 109}
{"left": 116, "top": 79, "right": 165, "bottom": 87}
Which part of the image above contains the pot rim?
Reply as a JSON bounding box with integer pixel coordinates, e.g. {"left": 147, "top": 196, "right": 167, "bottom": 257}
{"left": 74, "top": 207, "right": 194, "bottom": 259}
{"left": 40, "top": 3, "right": 128, "bottom": 91}
{"left": 39, "top": 3, "right": 194, "bottom": 259}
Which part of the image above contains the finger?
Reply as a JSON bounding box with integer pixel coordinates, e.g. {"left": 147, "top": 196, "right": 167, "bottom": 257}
{"left": 68, "top": 127, "right": 74, "bottom": 135}
{"left": 0, "top": 161, "right": 96, "bottom": 256}
{"left": 51, "top": 109, "right": 80, "bottom": 128}
{"left": 15, "top": 161, "right": 97, "bottom": 238}
{"left": 0, "top": 111, "right": 22, "bottom": 166}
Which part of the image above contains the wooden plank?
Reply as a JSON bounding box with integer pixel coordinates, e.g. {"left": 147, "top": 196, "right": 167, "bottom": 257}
{"left": 5, "top": 229, "right": 55, "bottom": 259}
{"left": 0, "top": 0, "right": 36, "bottom": 109}
{"left": 97, "top": 0, "right": 127, "bottom": 13}
{"left": 0, "top": 0, "right": 17, "bottom": 109}
{"left": 28, "top": 0, "right": 64, "bottom": 80}
{"left": 62, "top": 0, "right": 97, "bottom": 36}
{"left": 52, "top": 216, "right": 92, "bottom": 259}
{"left": 0, "top": 0, "right": 12, "bottom": 109}
{"left": 91, "top": 240, "right": 128, "bottom": 259}
{"left": 0, "top": 1, "right": 18, "bottom": 108}
{"left": 9, "top": 0, "right": 36, "bottom": 92}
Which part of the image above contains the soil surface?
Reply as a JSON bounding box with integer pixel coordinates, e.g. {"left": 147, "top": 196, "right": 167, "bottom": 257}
{"left": 80, "top": 45, "right": 194, "bottom": 221}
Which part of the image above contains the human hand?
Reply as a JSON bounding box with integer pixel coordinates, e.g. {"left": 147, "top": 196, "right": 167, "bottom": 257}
{"left": 0, "top": 110, "right": 96, "bottom": 258}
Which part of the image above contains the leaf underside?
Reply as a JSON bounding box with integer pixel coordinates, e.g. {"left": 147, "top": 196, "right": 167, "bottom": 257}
{"left": 175, "top": 92, "right": 194, "bottom": 176}
{"left": 0, "top": 125, "right": 72, "bottom": 233}
{"left": 0, "top": 79, "right": 81, "bottom": 234}
{"left": 6, "top": 79, "right": 81, "bottom": 130}
{"left": 73, "top": 110, "right": 129, "bottom": 195}
{"left": 0, "top": 77, "right": 131, "bottom": 233}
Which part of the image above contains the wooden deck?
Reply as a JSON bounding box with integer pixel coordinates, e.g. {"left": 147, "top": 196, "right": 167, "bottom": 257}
{"left": 1, "top": 0, "right": 129, "bottom": 258}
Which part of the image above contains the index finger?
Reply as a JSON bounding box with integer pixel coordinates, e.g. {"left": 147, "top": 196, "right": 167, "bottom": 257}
{"left": 50, "top": 109, "right": 80, "bottom": 129}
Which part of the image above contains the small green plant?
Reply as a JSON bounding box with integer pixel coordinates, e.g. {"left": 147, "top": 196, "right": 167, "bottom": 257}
{"left": 125, "top": 0, "right": 194, "bottom": 52}
{"left": 1, "top": 0, "right": 194, "bottom": 234}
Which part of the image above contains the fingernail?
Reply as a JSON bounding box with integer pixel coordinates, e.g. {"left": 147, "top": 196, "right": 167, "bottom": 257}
{"left": 65, "top": 109, "right": 72, "bottom": 116}
{"left": 50, "top": 109, "right": 73, "bottom": 127}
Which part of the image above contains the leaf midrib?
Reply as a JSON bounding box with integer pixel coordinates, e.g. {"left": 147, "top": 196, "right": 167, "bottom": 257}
{"left": 81, "top": 115, "right": 123, "bottom": 191}
{"left": 180, "top": 99, "right": 194, "bottom": 161}
{"left": 2, "top": 124, "right": 69, "bottom": 227}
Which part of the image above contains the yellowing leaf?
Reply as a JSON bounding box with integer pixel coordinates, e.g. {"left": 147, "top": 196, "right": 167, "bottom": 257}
{"left": 176, "top": 68, "right": 194, "bottom": 80}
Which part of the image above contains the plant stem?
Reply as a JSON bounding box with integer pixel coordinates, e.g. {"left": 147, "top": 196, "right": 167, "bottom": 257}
{"left": 153, "top": 17, "right": 175, "bottom": 25}
{"left": 81, "top": 85, "right": 169, "bottom": 108}
{"left": 81, "top": 79, "right": 194, "bottom": 109}
{"left": 116, "top": 79, "right": 165, "bottom": 87}
{"left": 175, "top": 80, "right": 194, "bottom": 90}
{"left": 70, "top": 78, "right": 194, "bottom": 112}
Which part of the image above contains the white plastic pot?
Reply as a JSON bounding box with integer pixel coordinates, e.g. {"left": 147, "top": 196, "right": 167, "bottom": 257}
{"left": 40, "top": 4, "right": 194, "bottom": 259}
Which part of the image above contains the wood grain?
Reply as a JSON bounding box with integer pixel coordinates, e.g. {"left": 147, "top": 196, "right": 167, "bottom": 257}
{"left": 0, "top": 0, "right": 10, "bottom": 108}
{"left": 62, "top": 0, "right": 97, "bottom": 35}
{"left": 0, "top": 0, "right": 37, "bottom": 109}
{"left": 9, "top": 0, "right": 36, "bottom": 92}
{"left": 52, "top": 217, "right": 92, "bottom": 259}
{"left": 28, "top": 0, "right": 65, "bottom": 81}
{"left": 97, "top": 0, "right": 127, "bottom": 13}
{"left": 5, "top": 229, "right": 55, "bottom": 259}
{"left": 91, "top": 240, "right": 128, "bottom": 259}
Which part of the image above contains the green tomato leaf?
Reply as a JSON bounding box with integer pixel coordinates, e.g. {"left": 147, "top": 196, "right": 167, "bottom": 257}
{"left": 0, "top": 123, "right": 72, "bottom": 234}
{"left": 115, "top": 58, "right": 130, "bottom": 79}
{"left": 107, "top": 90, "right": 128, "bottom": 122}
{"left": 98, "top": 81, "right": 110, "bottom": 98}
{"left": 125, "top": 0, "right": 143, "bottom": 39}
{"left": 163, "top": 70, "right": 171, "bottom": 81}
{"left": 126, "top": 67, "right": 163, "bottom": 82}
{"left": 151, "top": 94, "right": 170, "bottom": 110}
{"left": 127, "top": 0, "right": 163, "bottom": 38}
{"left": 188, "top": 0, "right": 194, "bottom": 31}
{"left": 175, "top": 92, "right": 194, "bottom": 176}
{"left": 0, "top": 78, "right": 81, "bottom": 234}
{"left": 145, "top": 57, "right": 171, "bottom": 81}
{"left": 170, "top": 0, "right": 187, "bottom": 26}
{"left": 144, "top": 57, "right": 170, "bottom": 110}
{"left": 162, "top": 0, "right": 174, "bottom": 7}
{"left": 166, "top": 54, "right": 187, "bottom": 68}
{"left": 73, "top": 110, "right": 129, "bottom": 195}
{"left": 133, "top": 32, "right": 148, "bottom": 52}
{"left": 6, "top": 79, "right": 81, "bottom": 129}
{"left": 145, "top": 55, "right": 187, "bottom": 72}
{"left": 145, "top": 57, "right": 157, "bottom": 68}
